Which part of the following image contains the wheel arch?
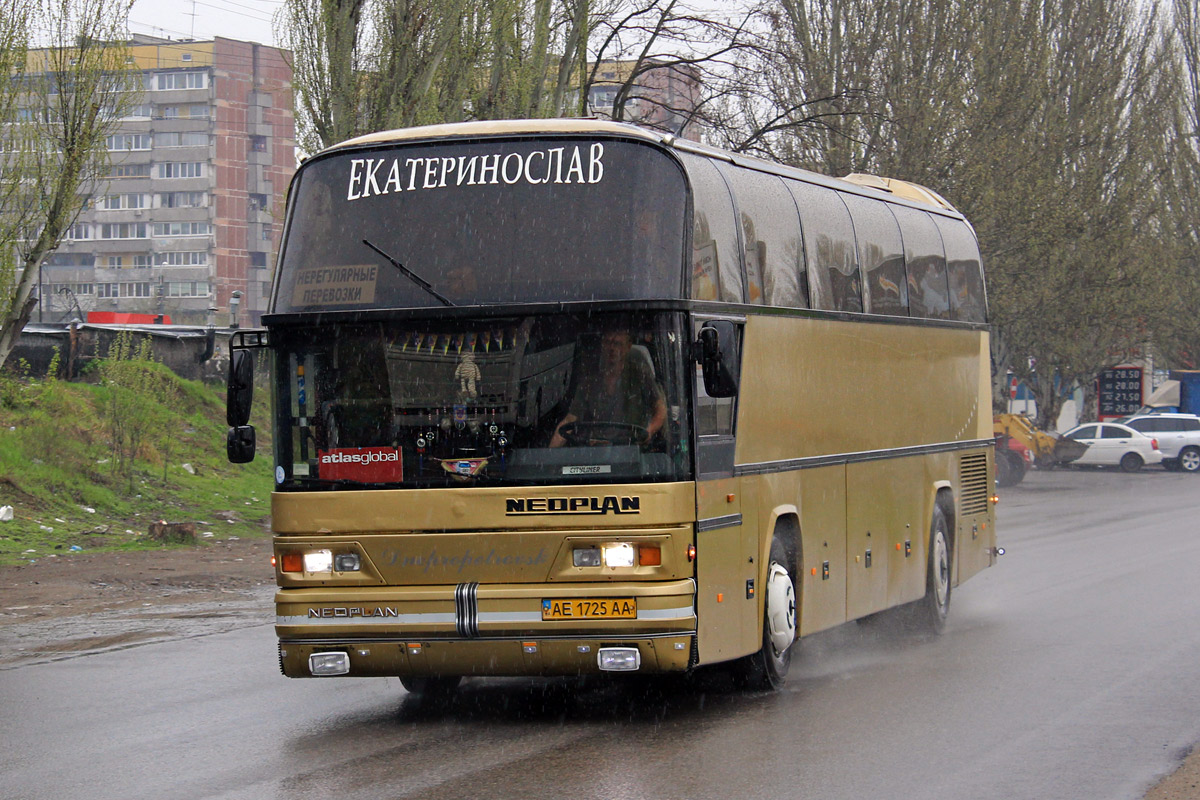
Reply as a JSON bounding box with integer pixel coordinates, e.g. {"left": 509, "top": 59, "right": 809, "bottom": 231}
{"left": 764, "top": 505, "right": 801, "bottom": 578}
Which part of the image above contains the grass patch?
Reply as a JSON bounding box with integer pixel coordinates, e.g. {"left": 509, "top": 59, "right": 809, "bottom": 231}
{"left": 0, "top": 367, "right": 273, "bottom": 566}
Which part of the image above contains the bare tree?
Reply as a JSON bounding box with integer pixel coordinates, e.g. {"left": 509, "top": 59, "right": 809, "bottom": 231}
{"left": 0, "top": 0, "right": 139, "bottom": 367}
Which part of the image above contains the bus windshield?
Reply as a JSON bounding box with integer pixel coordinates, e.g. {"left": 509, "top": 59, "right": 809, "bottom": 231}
{"left": 273, "top": 139, "right": 687, "bottom": 313}
{"left": 272, "top": 311, "right": 692, "bottom": 488}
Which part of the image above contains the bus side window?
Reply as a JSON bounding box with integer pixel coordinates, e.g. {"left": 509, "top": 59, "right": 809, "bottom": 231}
{"left": 892, "top": 206, "right": 951, "bottom": 320}
{"left": 694, "top": 321, "right": 738, "bottom": 437}
{"left": 719, "top": 165, "right": 808, "bottom": 308}
{"left": 682, "top": 154, "right": 743, "bottom": 303}
{"left": 932, "top": 216, "right": 987, "bottom": 323}
{"left": 843, "top": 194, "right": 908, "bottom": 317}
{"left": 787, "top": 180, "right": 862, "bottom": 313}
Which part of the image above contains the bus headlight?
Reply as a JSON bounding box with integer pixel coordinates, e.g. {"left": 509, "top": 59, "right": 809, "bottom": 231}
{"left": 334, "top": 553, "right": 361, "bottom": 572}
{"left": 303, "top": 550, "right": 333, "bottom": 573}
{"left": 573, "top": 547, "right": 601, "bottom": 567}
{"left": 602, "top": 542, "right": 636, "bottom": 568}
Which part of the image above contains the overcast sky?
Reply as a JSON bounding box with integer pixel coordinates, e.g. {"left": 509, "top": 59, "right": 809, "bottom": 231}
{"left": 129, "top": 0, "right": 281, "bottom": 48}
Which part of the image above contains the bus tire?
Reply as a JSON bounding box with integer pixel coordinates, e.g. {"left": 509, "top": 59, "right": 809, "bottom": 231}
{"left": 737, "top": 537, "right": 796, "bottom": 690}
{"left": 916, "top": 504, "right": 952, "bottom": 634}
{"left": 400, "top": 675, "right": 462, "bottom": 696}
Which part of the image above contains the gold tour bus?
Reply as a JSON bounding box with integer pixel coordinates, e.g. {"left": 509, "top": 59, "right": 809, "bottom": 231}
{"left": 225, "top": 119, "right": 999, "bottom": 693}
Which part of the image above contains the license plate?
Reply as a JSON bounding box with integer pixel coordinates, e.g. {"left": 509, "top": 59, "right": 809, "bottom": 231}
{"left": 541, "top": 598, "right": 637, "bottom": 620}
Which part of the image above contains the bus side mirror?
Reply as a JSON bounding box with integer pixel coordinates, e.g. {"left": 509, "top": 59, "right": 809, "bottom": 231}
{"left": 227, "top": 425, "right": 256, "bottom": 463}
{"left": 696, "top": 320, "right": 739, "bottom": 398}
{"left": 227, "top": 349, "right": 254, "bottom": 427}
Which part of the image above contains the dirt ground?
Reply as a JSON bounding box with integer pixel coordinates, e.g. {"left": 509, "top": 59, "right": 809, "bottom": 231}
{"left": 0, "top": 537, "right": 275, "bottom": 669}
{"left": 0, "top": 538, "right": 1196, "bottom": 799}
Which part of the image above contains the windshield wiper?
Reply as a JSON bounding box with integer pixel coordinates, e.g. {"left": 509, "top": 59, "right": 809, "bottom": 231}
{"left": 362, "top": 239, "right": 454, "bottom": 307}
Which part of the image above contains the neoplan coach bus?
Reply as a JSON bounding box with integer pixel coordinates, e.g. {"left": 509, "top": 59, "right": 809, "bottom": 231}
{"left": 226, "top": 119, "right": 999, "bottom": 692}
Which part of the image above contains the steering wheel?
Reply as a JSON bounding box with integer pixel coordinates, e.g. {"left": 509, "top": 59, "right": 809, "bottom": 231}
{"left": 558, "top": 421, "right": 650, "bottom": 447}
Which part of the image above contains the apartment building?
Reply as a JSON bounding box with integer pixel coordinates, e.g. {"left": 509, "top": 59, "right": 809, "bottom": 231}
{"left": 587, "top": 59, "right": 702, "bottom": 141}
{"left": 41, "top": 35, "right": 295, "bottom": 326}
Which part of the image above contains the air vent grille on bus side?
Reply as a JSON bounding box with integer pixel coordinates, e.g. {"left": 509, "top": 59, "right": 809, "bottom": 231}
{"left": 959, "top": 453, "right": 990, "bottom": 516}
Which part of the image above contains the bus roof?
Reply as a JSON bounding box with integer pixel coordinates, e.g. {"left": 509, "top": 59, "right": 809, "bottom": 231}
{"left": 315, "top": 119, "right": 963, "bottom": 217}
{"left": 323, "top": 119, "right": 673, "bottom": 153}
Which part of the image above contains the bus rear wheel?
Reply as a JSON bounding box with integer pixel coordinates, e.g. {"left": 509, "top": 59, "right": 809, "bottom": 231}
{"left": 915, "top": 505, "right": 952, "bottom": 634}
{"left": 737, "top": 537, "right": 796, "bottom": 690}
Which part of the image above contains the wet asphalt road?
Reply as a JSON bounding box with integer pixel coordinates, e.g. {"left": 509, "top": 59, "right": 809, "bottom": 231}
{"left": 3, "top": 468, "right": 1200, "bottom": 800}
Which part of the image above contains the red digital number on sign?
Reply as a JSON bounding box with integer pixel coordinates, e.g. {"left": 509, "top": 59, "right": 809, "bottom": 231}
{"left": 317, "top": 447, "right": 403, "bottom": 482}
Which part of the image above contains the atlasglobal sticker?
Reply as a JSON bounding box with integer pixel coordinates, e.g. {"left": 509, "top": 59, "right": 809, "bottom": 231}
{"left": 317, "top": 447, "right": 403, "bottom": 482}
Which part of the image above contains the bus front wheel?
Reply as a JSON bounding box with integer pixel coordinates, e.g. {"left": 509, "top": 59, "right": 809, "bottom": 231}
{"left": 737, "top": 537, "right": 796, "bottom": 690}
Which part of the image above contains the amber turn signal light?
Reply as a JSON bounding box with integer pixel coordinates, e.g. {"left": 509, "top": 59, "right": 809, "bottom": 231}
{"left": 281, "top": 553, "right": 303, "bottom": 573}
{"left": 637, "top": 545, "right": 661, "bottom": 566}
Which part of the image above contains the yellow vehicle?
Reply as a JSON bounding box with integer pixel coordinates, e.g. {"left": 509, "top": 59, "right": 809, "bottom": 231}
{"left": 226, "top": 120, "right": 999, "bottom": 692}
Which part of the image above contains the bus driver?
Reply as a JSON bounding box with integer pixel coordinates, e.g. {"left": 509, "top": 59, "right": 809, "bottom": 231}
{"left": 549, "top": 329, "right": 667, "bottom": 448}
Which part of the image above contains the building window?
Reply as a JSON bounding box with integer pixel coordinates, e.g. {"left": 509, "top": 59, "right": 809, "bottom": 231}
{"left": 248, "top": 193, "right": 268, "bottom": 211}
{"left": 155, "top": 71, "right": 206, "bottom": 90}
{"left": 261, "top": 224, "right": 272, "bottom": 241}
{"left": 167, "top": 280, "right": 210, "bottom": 297}
{"left": 106, "top": 133, "right": 151, "bottom": 151}
{"left": 158, "top": 191, "right": 206, "bottom": 208}
{"left": 156, "top": 162, "right": 204, "bottom": 179}
{"left": 188, "top": 105, "right": 209, "bottom": 119}
{"left": 100, "top": 193, "right": 149, "bottom": 210}
{"left": 250, "top": 135, "right": 267, "bottom": 152}
{"left": 49, "top": 282, "right": 94, "bottom": 296}
{"left": 106, "top": 163, "right": 152, "bottom": 178}
{"left": 161, "top": 251, "right": 208, "bottom": 266}
{"left": 120, "top": 282, "right": 152, "bottom": 298}
{"left": 120, "top": 104, "right": 152, "bottom": 120}
{"left": 64, "top": 223, "right": 91, "bottom": 240}
{"left": 152, "top": 221, "right": 211, "bottom": 237}
{"left": 156, "top": 131, "right": 208, "bottom": 148}
{"left": 99, "top": 223, "right": 148, "bottom": 239}
{"left": 97, "top": 283, "right": 118, "bottom": 298}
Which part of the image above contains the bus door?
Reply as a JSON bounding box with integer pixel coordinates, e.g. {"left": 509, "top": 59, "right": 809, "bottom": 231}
{"left": 693, "top": 318, "right": 759, "bottom": 663}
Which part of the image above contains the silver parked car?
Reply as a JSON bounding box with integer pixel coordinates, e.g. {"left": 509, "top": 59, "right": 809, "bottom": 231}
{"left": 1059, "top": 422, "right": 1163, "bottom": 473}
{"left": 1116, "top": 413, "right": 1200, "bottom": 473}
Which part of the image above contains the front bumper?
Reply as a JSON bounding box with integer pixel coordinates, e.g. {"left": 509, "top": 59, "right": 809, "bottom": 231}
{"left": 276, "top": 579, "right": 696, "bottom": 678}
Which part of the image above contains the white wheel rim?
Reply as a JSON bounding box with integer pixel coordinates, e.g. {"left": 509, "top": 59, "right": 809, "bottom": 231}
{"left": 932, "top": 530, "right": 949, "bottom": 608}
{"left": 1182, "top": 451, "right": 1200, "bottom": 472}
{"left": 765, "top": 562, "right": 796, "bottom": 655}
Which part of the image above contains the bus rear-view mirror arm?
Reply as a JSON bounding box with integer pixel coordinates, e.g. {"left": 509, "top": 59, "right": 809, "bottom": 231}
{"left": 696, "top": 321, "right": 739, "bottom": 398}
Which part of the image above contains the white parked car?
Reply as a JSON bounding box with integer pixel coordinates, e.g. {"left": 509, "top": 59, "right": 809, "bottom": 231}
{"left": 1059, "top": 422, "right": 1163, "bottom": 472}
{"left": 1115, "top": 413, "right": 1200, "bottom": 473}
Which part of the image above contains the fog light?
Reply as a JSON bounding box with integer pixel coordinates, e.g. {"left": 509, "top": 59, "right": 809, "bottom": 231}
{"left": 309, "top": 651, "right": 349, "bottom": 676}
{"left": 598, "top": 647, "right": 641, "bottom": 671}
{"left": 303, "top": 550, "right": 333, "bottom": 573}
{"left": 602, "top": 542, "right": 636, "bottom": 568}
{"left": 573, "top": 547, "right": 601, "bottom": 567}
{"left": 334, "top": 553, "right": 361, "bottom": 572}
